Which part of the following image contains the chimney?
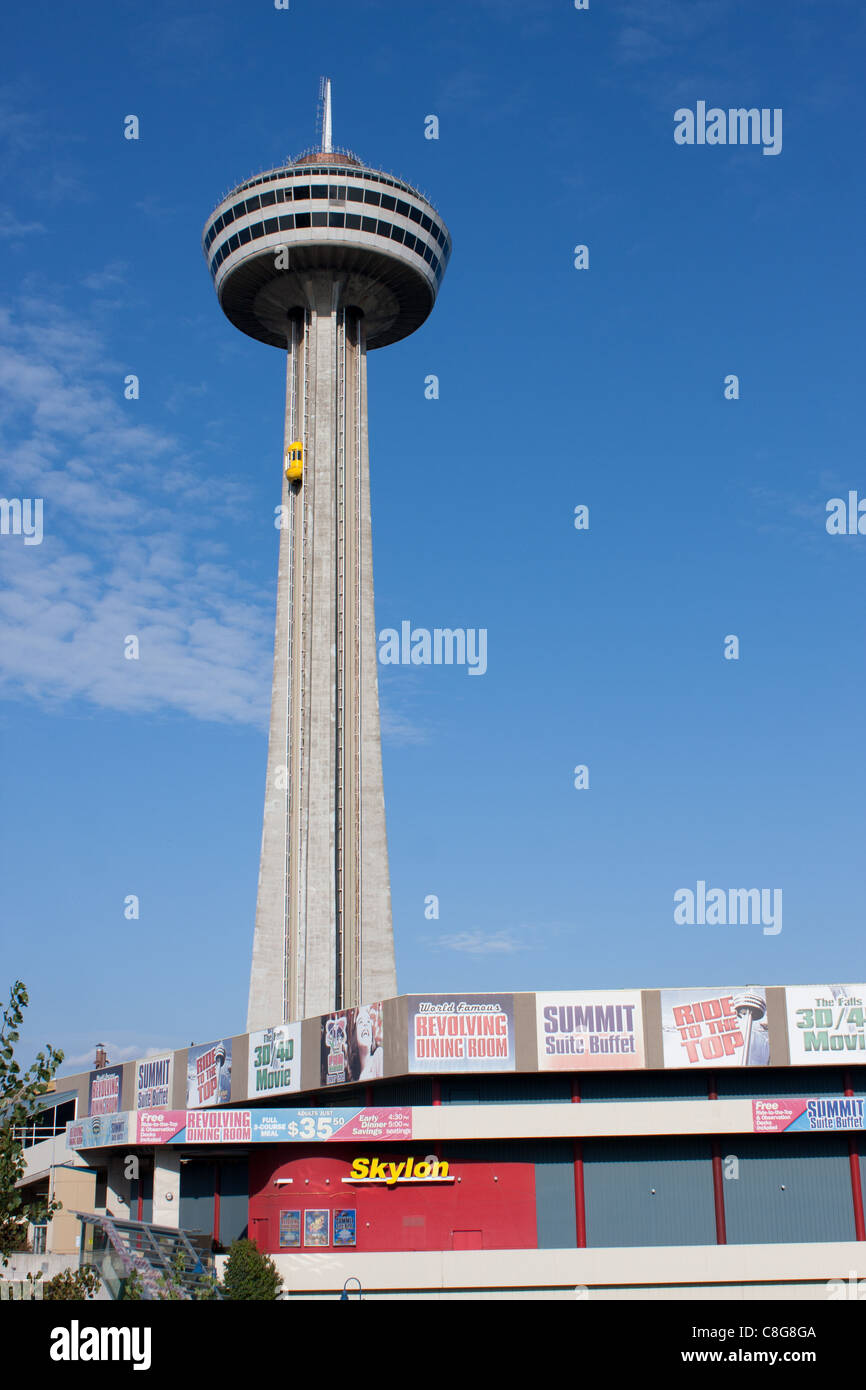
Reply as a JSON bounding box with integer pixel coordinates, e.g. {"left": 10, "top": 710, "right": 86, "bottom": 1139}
{"left": 94, "top": 1044, "right": 108, "bottom": 1070}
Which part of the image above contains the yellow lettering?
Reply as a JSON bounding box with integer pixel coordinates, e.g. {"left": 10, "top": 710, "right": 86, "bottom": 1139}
{"left": 350, "top": 1158, "right": 369, "bottom": 1179}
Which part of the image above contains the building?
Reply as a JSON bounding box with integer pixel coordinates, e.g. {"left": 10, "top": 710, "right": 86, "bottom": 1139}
{"left": 14, "top": 983, "right": 866, "bottom": 1299}
{"left": 204, "top": 79, "right": 451, "bottom": 1029}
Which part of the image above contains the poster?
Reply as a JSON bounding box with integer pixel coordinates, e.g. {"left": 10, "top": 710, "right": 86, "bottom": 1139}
{"left": 320, "top": 1003, "right": 384, "bottom": 1086}
{"left": 785, "top": 985, "right": 866, "bottom": 1064}
{"left": 536, "top": 991, "right": 644, "bottom": 1070}
{"left": 135, "top": 1055, "right": 173, "bottom": 1110}
{"left": 333, "top": 1210, "right": 357, "bottom": 1247}
{"left": 117, "top": 1106, "right": 412, "bottom": 1148}
{"left": 66, "top": 1113, "right": 129, "bottom": 1148}
{"left": 187, "top": 1039, "right": 232, "bottom": 1108}
{"left": 304, "top": 1210, "right": 329, "bottom": 1247}
{"left": 661, "top": 987, "right": 769, "bottom": 1067}
{"left": 408, "top": 994, "right": 515, "bottom": 1073}
{"left": 753, "top": 1098, "right": 866, "bottom": 1133}
{"left": 248, "top": 1023, "right": 301, "bottom": 1098}
{"left": 88, "top": 1065, "right": 123, "bottom": 1116}
{"left": 279, "top": 1211, "right": 301, "bottom": 1249}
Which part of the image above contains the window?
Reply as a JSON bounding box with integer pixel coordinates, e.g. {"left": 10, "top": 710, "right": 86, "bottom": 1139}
{"left": 250, "top": 221, "right": 264, "bottom": 239}
{"left": 345, "top": 213, "right": 361, "bottom": 230}
{"left": 396, "top": 199, "right": 409, "bottom": 217}
{"left": 311, "top": 211, "right": 327, "bottom": 226}
{"left": 245, "top": 195, "right": 261, "bottom": 213}
{"left": 278, "top": 214, "right": 294, "bottom": 230}
{"left": 274, "top": 188, "right": 285, "bottom": 202}
{"left": 380, "top": 194, "right": 396, "bottom": 211}
{"left": 238, "top": 226, "right": 252, "bottom": 244}
{"left": 390, "top": 225, "right": 405, "bottom": 242}
{"left": 408, "top": 205, "right": 422, "bottom": 223}
{"left": 293, "top": 185, "right": 310, "bottom": 201}
{"left": 328, "top": 185, "right": 346, "bottom": 201}
{"left": 347, "top": 187, "right": 363, "bottom": 202}
{"left": 328, "top": 212, "right": 345, "bottom": 227}
{"left": 420, "top": 213, "right": 432, "bottom": 232}
{"left": 361, "top": 216, "right": 376, "bottom": 233}
{"left": 223, "top": 207, "right": 235, "bottom": 227}
{"left": 363, "top": 189, "right": 380, "bottom": 206}
{"left": 311, "top": 184, "right": 327, "bottom": 198}
{"left": 264, "top": 217, "right": 279, "bottom": 234}
{"left": 376, "top": 219, "right": 390, "bottom": 236}
{"left": 403, "top": 232, "right": 417, "bottom": 251}
{"left": 261, "top": 190, "right": 276, "bottom": 207}
{"left": 294, "top": 212, "right": 310, "bottom": 228}
{"left": 228, "top": 233, "right": 240, "bottom": 251}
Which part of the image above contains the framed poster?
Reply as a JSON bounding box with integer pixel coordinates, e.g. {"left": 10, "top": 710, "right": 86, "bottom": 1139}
{"left": 304, "top": 1209, "right": 330, "bottom": 1248}
{"left": 279, "top": 1210, "right": 301, "bottom": 1249}
{"left": 333, "top": 1209, "right": 356, "bottom": 1247}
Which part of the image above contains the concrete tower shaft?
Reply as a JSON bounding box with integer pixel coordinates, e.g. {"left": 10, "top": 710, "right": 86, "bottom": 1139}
{"left": 248, "top": 277, "right": 396, "bottom": 1029}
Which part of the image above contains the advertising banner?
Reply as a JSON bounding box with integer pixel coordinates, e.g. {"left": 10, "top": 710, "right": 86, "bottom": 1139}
{"left": 320, "top": 1004, "right": 384, "bottom": 1087}
{"left": 88, "top": 1065, "right": 123, "bottom": 1116}
{"left": 536, "top": 991, "right": 644, "bottom": 1070}
{"left": 785, "top": 985, "right": 866, "bottom": 1064}
{"left": 279, "top": 1211, "right": 301, "bottom": 1248}
{"left": 333, "top": 1210, "right": 356, "bottom": 1247}
{"left": 186, "top": 1040, "right": 232, "bottom": 1108}
{"left": 135, "top": 1055, "right": 173, "bottom": 1110}
{"left": 753, "top": 1098, "right": 866, "bottom": 1133}
{"left": 304, "top": 1210, "right": 329, "bottom": 1247}
{"left": 120, "top": 1106, "right": 412, "bottom": 1147}
{"left": 408, "top": 994, "right": 515, "bottom": 1073}
{"left": 67, "top": 1113, "right": 129, "bottom": 1149}
{"left": 661, "top": 986, "right": 770, "bottom": 1067}
{"left": 248, "top": 1023, "right": 301, "bottom": 1099}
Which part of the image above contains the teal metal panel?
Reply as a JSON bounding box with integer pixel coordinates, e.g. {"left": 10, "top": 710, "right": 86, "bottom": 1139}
{"left": 369, "top": 1079, "right": 433, "bottom": 1105}
{"left": 716, "top": 1067, "right": 846, "bottom": 1098}
{"left": 534, "top": 1141, "right": 576, "bottom": 1248}
{"left": 579, "top": 1072, "right": 707, "bottom": 1103}
{"left": 443, "top": 1075, "right": 572, "bottom": 1105}
{"left": 219, "top": 1161, "right": 249, "bottom": 1245}
{"left": 179, "top": 1160, "right": 214, "bottom": 1237}
{"left": 724, "top": 1135, "right": 855, "bottom": 1244}
{"left": 584, "top": 1137, "right": 716, "bottom": 1247}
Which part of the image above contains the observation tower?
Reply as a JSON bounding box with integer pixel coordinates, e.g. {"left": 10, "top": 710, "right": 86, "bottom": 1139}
{"left": 203, "top": 80, "right": 451, "bottom": 1029}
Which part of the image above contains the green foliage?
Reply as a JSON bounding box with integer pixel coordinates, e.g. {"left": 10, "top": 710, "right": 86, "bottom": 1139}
{"left": 0, "top": 981, "right": 64, "bottom": 1265}
{"left": 121, "top": 1269, "right": 144, "bottom": 1300}
{"left": 221, "top": 1238, "right": 283, "bottom": 1301}
{"left": 43, "top": 1265, "right": 101, "bottom": 1301}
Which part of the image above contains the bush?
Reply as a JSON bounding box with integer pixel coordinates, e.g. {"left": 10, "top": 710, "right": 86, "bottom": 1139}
{"left": 221, "top": 1238, "right": 283, "bottom": 1301}
{"left": 43, "top": 1266, "right": 101, "bottom": 1301}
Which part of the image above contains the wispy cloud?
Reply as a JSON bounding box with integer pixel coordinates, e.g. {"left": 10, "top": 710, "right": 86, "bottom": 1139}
{"left": 429, "top": 930, "right": 529, "bottom": 955}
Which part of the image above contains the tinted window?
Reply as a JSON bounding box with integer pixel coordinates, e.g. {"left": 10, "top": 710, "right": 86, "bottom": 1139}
{"left": 293, "top": 185, "right": 310, "bottom": 200}
{"left": 278, "top": 214, "right": 294, "bottom": 230}
{"left": 396, "top": 200, "right": 409, "bottom": 217}
{"left": 345, "top": 213, "right": 361, "bottom": 230}
{"left": 246, "top": 196, "right": 261, "bottom": 213}
{"left": 423, "top": 245, "right": 433, "bottom": 263}
{"left": 363, "top": 189, "right": 380, "bottom": 205}
{"left": 361, "top": 216, "right": 376, "bottom": 233}
{"left": 380, "top": 194, "right": 396, "bottom": 211}
{"left": 403, "top": 232, "right": 416, "bottom": 251}
{"left": 238, "top": 226, "right": 252, "bottom": 244}
{"left": 376, "top": 218, "right": 390, "bottom": 236}
{"left": 294, "top": 212, "right": 310, "bottom": 228}
{"left": 223, "top": 207, "right": 235, "bottom": 226}
{"left": 251, "top": 221, "right": 264, "bottom": 239}
{"left": 328, "top": 212, "right": 345, "bottom": 227}
{"left": 261, "top": 190, "right": 276, "bottom": 207}
{"left": 347, "top": 187, "right": 363, "bottom": 202}
{"left": 264, "top": 217, "right": 279, "bottom": 234}
{"left": 390, "top": 225, "right": 405, "bottom": 242}
{"left": 274, "top": 188, "right": 285, "bottom": 202}
{"left": 311, "top": 211, "right": 327, "bottom": 226}
{"left": 408, "top": 205, "right": 422, "bottom": 223}
{"left": 228, "top": 233, "right": 240, "bottom": 251}
{"left": 311, "top": 184, "right": 327, "bottom": 198}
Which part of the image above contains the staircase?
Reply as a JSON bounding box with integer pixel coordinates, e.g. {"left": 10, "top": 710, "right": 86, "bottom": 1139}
{"left": 73, "top": 1212, "right": 222, "bottom": 1300}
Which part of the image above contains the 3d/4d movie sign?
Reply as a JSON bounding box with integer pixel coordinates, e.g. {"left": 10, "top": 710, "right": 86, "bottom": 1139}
{"left": 88, "top": 1065, "right": 123, "bottom": 1116}
{"left": 186, "top": 1040, "right": 232, "bottom": 1108}
{"left": 248, "top": 1023, "right": 301, "bottom": 1098}
{"left": 536, "top": 991, "right": 645, "bottom": 1070}
{"left": 408, "top": 994, "right": 515, "bottom": 1073}
{"left": 753, "top": 1098, "right": 866, "bottom": 1134}
{"left": 661, "top": 987, "right": 770, "bottom": 1067}
{"left": 785, "top": 985, "right": 866, "bottom": 1064}
{"left": 135, "top": 1055, "right": 173, "bottom": 1110}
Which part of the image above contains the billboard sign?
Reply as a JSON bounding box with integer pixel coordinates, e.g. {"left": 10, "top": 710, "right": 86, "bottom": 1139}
{"left": 320, "top": 1004, "right": 383, "bottom": 1087}
{"left": 753, "top": 1098, "right": 866, "bottom": 1133}
{"left": 114, "top": 1106, "right": 413, "bottom": 1147}
{"left": 536, "top": 991, "right": 644, "bottom": 1070}
{"left": 408, "top": 994, "right": 515, "bottom": 1073}
{"left": 67, "top": 1112, "right": 129, "bottom": 1149}
{"left": 135, "top": 1055, "right": 173, "bottom": 1110}
{"left": 88, "top": 1066, "right": 123, "bottom": 1116}
{"left": 187, "top": 1040, "right": 232, "bottom": 1108}
{"left": 248, "top": 1023, "right": 302, "bottom": 1099}
{"left": 785, "top": 985, "right": 866, "bottom": 1064}
{"left": 661, "top": 987, "right": 769, "bottom": 1067}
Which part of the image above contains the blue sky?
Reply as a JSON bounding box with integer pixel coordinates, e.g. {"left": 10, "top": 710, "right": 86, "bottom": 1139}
{"left": 1, "top": 0, "right": 863, "bottom": 1072}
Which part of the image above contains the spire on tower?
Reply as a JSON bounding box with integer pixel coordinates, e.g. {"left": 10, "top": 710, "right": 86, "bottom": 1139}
{"left": 318, "top": 76, "right": 333, "bottom": 153}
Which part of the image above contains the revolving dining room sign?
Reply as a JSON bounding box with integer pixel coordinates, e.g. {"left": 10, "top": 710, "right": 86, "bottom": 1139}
{"left": 408, "top": 994, "right": 515, "bottom": 1072}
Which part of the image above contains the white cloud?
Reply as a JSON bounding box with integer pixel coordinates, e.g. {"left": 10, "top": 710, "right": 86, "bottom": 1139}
{"left": 431, "top": 930, "right": 528, "bottom": 955}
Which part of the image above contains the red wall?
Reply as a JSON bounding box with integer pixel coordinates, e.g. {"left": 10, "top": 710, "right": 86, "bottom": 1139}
{"left": 248, "top": 1146, "right": 537, "bottom": 1253}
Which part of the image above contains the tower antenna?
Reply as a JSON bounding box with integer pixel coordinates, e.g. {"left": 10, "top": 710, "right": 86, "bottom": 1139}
{"left": 318, "top": 76, "right": 333, "bottom": 154}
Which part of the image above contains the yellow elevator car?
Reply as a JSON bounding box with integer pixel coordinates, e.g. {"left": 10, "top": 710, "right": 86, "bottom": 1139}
{"left": 285, "top": 442, "right": 304, "bottom": 483}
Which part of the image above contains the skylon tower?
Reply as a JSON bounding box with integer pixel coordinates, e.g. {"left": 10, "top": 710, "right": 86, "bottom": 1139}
{"left": 203, "top": 80, "right": 451, "bottom": 1029}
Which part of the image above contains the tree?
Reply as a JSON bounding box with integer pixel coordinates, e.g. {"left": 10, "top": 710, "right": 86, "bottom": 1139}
{"left": 43, "top": 1266, "right": 101, "bottom": 1300}
{"left": 221, "top": 1238, "right": 283, "bottom": 1300}
{"left": 0, "top": 981, "right": 64, "bottom": 1265}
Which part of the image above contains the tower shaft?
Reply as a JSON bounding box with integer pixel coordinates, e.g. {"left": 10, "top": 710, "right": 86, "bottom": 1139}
{"left": 247, "top": 275, "right": 396, "bottom": 1029}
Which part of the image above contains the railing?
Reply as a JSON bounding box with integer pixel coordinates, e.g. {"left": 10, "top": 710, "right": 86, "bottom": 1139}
{"left": 73, "top": 1213, "right": 222, "bottom": 1301}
